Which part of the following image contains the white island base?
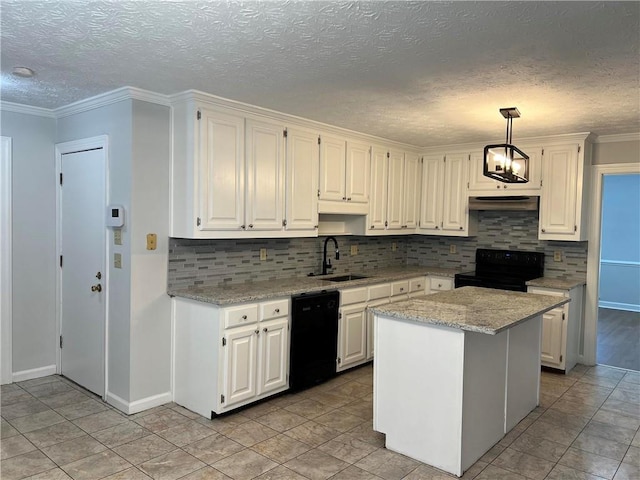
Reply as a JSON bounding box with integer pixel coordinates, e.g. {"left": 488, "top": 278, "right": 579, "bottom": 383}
{"left": 373, "top": 313, "right": 542, "bottom": 477}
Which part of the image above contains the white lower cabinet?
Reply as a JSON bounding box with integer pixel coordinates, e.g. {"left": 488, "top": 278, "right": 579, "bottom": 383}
{"left": 337, "top": 287, "right": 368, "bottom": 372}
{"left": 527, "top": 285, "right": 583, "bottom": 372}
{"left": 174, "top": 297, "right": 289, "bottom": 417}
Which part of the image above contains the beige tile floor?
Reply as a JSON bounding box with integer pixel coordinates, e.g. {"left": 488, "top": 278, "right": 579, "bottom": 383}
{"left": 1, "top": 363, "right": 639, "bottom": 480}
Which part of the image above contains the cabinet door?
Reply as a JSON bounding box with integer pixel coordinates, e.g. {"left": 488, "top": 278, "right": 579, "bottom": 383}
{"left": 245, "top": 118, "right": 285, "bottom": 231}
{"left": 419, "top": 154, "right": 444, "bottom": 232}
{"left": 441, "top": 153, "right": 468, "bottom": 233}
{"left": 198, "top": 108, "right": 245, "bottom": 230}
{"left": 386, "top": 150, "right": 405, "bottom": 230}
{"left": 257, "top": 318, "right": 288, "bottom": 395}
{"left": 540, "top": 308, "right": 564, "bottom": 368}
{"left": 368, "top": 146, "right": 388, "bottom": 231}
{"left": 223, "top": 325, "right": 257, "bottom": 407}
{"left": 285, "top": 127, "right": 319, "bottom": 232}
{"left": 338, "top": 303, "right": 367, "bottom": 371}
{"left": 539, "top": 145, "right": 579, "bottom": 238}
{"left": 345, "top": 141, "right": 370, "bottom": 203}
{"left": 403, "top": 153, "right": 422, "bottom": 229}
{"left": 319, "top": 134, "right": 346, "bottom": 201}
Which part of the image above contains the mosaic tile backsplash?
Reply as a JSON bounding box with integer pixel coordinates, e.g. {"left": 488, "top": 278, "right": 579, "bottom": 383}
{"left": 168, "top": 211, "right": 587, "bottom": 289}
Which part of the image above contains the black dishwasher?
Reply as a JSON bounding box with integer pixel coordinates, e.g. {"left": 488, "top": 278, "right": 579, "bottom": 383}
{"left": 289, "top": 290, "right": 340, "bottom": 391}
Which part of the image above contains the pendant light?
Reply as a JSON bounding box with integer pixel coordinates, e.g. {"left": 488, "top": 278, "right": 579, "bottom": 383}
{"left": 484, "top": 107, "right": 529, "bottom": 183}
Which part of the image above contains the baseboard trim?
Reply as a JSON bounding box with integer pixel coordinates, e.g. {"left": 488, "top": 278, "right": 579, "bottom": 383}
{"left": 107, "top": 390, "right": 173, "bottom": 415}
{"left": 599, "top": 301, "right": 640, "bottom": 313}
{"left": 12, "top": 364, "right": 57, "bottom": 382}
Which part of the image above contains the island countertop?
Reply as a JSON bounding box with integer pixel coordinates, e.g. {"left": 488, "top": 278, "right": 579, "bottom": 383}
{"left": 369, "top": 286, "right": 569, "bottom": 335}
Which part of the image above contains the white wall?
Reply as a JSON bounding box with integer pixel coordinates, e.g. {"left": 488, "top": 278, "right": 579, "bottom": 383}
{"left": 56, "top": 100, "right": 134, "bottom": 402}
{"left": 593, "top": 139, "right": 640, "bottom": 165}
{"left": 0, "top": 111, "right": 57, "bottom": 377}
{"left": 129, "top": 100, "right": 171, "bottom": 403}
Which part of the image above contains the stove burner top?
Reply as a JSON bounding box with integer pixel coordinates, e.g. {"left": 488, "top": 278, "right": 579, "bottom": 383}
{"left": 454, "top": 249, "right": 544, "bottom": 292}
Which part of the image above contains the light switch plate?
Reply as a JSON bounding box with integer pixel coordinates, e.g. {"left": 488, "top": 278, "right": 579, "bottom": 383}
{"left": 350, "top": 245, "right": 358, "bottom": 255}
{"left": 146, "top": 233, "right": 157, "bottom": 250}
{"left": 553, "top": 251, "right": 562, "bottom": 262}
{"left": 449, "top": 245, "right": 457, "bottom": 254}
{"left": 114, "top": 253, "right": 122, "bottom": 269}
{"left": 113, "top": 228, "right": 122, "bottom": 245}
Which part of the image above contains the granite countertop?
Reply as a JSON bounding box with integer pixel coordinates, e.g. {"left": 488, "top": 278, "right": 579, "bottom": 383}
{"left": 369, "top": 286, "right": 569, "bottom": 335}
{"left": 168, "top": 266, "right": 460, "bottom": 305}
{"left": 526, "top": 277, "right": 587, "bottom": 290}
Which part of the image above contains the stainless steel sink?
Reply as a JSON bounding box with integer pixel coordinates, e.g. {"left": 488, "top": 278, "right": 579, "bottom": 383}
{"left": 325, "top": 274, "right": 369, "bottom": 282}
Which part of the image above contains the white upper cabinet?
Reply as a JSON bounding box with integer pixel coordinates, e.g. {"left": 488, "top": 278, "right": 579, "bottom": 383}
{"left": 539, "top": 137, "right": 592, "bottom": 241}
{"left": 419, "top": 152, "right": 477, "bottom": 237}
{"left": 367, "top": 146, "right": 388, "bottom": 231}
{"left": 245, "top": 118, "right": 285, "bottom": 231}
{"left": 403, "top": 152, "right": 422, "bottom": 230}
{"left": 198, "top": 107, "right": 246, "bottom": 231}
{"left": 386, "top": 150, "right": 405, "bottom": 231}
{"left": 318, "top": 133, "right": 370, "bottom": 214}
{"left": 284, "top": 127, "right": 319, "bottom": 233}
{"left": 468, "top": 145, "right": 542, "bottom": 195}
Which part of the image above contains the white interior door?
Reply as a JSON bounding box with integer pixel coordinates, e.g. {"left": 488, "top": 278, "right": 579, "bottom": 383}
{"left": 60, "top": 147, "right": 106, "bottom": 396}
{"left": 1, "top": 136, "right": 12, "bottom": 384}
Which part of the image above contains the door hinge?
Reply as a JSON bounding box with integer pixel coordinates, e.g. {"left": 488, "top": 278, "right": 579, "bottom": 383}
{"left": 318, "top": 136, "right": 321, "bottom": 145}
{"left": 337, "top": 357, "right": 341, "bottom": 364}
{"left": 59, "top": 336, "right": 63, "bottom": 348}
{"left": 339, "top": 312, "right": 342, "bottom": 319}
{"left": 540, "top": 179, "right": 543, "bottom": 187}
{"left": 384, "top": 220, "right": 388, "bottom": 228}
{"left": 574, "top": 225, "right": 577, "bottom": 232}
{"left": 196, "top": 217, "right": 201, "bottom": 227}
{"left": 197, "top": 110, "right": 201, "bottom": 120}
{"left": 560, "top": 355, "right": 563, "bottom": 362}
{"left": 578, "top": 145, "right": 581, "bottom": 153}
{"left": 562, "top": 313, "right": 566, "bottom": 320}
{"left": 59, "top": 173, "right": 63, "bottom": 185}
{"left": 467, "top": 182, "right": 470, "bottom": 188}
{"left": 221, "top": 394, "right": 225, "bottom": 403}
{"left": 317, "top": 189, "right": 320, "bottom": 198}
{"left": 222, "top": 337, "right": 226, "bottom": 347}
{"left": 283, "top": 128, "right": 288, "bottom": 138}
{"left": 59, "top": 255, "right": 63, "bottom": 267}
{"left": 387, "top": 152, "right": 390, "bottom": 158}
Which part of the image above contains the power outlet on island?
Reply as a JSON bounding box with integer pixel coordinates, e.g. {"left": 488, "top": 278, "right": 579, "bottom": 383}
{"left": 350, "top": 245, "right": 359, "bottom": 256}
{"left": 553, "top": 251, "right": 562, "bottom": 262}
{"left": 260, "top": 248, "right": 267, "bottom": 261}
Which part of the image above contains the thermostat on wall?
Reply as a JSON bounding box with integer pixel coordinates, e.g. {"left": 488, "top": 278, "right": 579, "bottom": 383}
{"left": 106, "top": 205, "right": 124, "bottom": 227}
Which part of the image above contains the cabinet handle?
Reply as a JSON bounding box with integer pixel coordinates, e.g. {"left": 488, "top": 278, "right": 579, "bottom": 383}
{"left": 370, "top": 225, "right": 375, "bottom": 229}
{"left": 248, "top": 224, "right": 253, "bottom": 229}
{"left": 240, "top": 225, "right": 246, "bottom": 230}
{"left": 241, "top": 315, "right": 247, "bottom": 320}
{"left": 417, "top": 284, "right": 422, "bottom": 288}
{"left": 438, "top": 283, "right": 442, "bottom": 288}
{"left": 342, "top": 196, "right": 346, "bottom": 200}
{"left": 347, "top": 197, "right": 352, "bottom": 201}
{"left": 274, "top": 308, "right": 280, "bottom": 313}
{"left": 255, "top": 329, "right": 259, "bottom": 335}
{"left": 400, "top": 287, "right": 404, "bottom": 292}
{"left": 541, "top": 228, "right": 546, "bottom": 233}
{"left": 263, "top": 327, "right": 268, "bottom": 332}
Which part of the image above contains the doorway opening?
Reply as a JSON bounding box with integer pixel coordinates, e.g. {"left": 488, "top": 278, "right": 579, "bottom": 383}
{"left": 596, "top": 173, "right": 640, "bottom": 371}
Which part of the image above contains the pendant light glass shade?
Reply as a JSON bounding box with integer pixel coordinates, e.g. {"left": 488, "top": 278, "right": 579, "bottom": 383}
{"left": 484, "top": 108, "right": 529, "bottom": 184}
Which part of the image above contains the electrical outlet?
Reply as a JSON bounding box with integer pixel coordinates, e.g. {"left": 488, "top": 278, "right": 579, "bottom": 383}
{"left": 553, "top": 251, "right": 562, "bottom": 262}
{"left": 114, "top": 253, "right": 122, "bottom": 269}
{"left": 113, "top": 228, "right": 122, "bottom": 245}
{"left": 260, "top": 248, "right": 267, "bottom": 261}
{"left": 450, "top": 244, "right": 457, "bottom": 254}
{"left": 350, "top": 245, "right": 358, "bottom": 255}
{"left": 392, "top": 242, "right": 397, "bottom": 252}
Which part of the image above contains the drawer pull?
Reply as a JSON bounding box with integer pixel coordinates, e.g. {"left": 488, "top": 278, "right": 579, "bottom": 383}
{"left": 400, "top": 288, "right": 404, "bottom": 292}
{"left": 438, "top": 283, "right": 442, "bottom": 288}
{"left": 274, "top": 308, "right": 280, "bottom": 314}
{"left": 241, "top": 315, "right": 247, "bottom": 320}
{"left": 263, "top": 327, "right": 268, "bottom": 332}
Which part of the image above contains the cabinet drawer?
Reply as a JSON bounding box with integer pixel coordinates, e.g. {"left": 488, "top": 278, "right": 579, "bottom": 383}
{"left": 341, "top": 287, "right": 368, "bottom": 306}
{"left": 391, "top": 280, "right": 409, "bottom": 297}
{"left": 528, "top": 287, "right": 567, "bottom": 298}
{"left": 430, "top": 277, "right": 453, "bottom": 291}
{"left": 260, "top": 299, "right": 289, "bottom": 321}
{"left": 368, "top": 283, "right": 391, "bottom": 301}
{"left": 224, "top": 304, "right": 258, "bottom": 328}
{"left": 409, "top": 277, "right": 426, "bottom": 293}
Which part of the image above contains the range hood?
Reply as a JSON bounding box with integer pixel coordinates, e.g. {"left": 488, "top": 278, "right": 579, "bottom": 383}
{"left": 468, "top": 196, "right": 539, "bottom": 211}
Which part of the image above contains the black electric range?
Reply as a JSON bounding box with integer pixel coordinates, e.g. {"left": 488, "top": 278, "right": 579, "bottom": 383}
{"left": 454, "top": 249, "right": 544, "bottom": 292}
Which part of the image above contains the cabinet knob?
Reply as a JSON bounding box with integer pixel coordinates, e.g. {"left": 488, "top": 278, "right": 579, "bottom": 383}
{"left": 274, "top": 308, "right": 280, "bottom": 313}
{"left": 241, "top": 315, "right": 247, "bottom": 320}
{"left": 503, "top": 185, "right": 507, "bottom": 189}
{"left": 459, "top": 226, "right": 463, "bottom": 230}
{"left": 438, "top": 283, "right": 442, "bottom": 288}
{"left": 248, "top": 224, "right": 253, "bottom": 229}
{"left": 255, "top": 329, "right": 259, "bottom": 335}
{"left": 347, "top": 197, "right": 351, "bottom": 201}
{"left": 541, "top": 228, "right": 546, "bottom": 233}
{"left": 497, "top": 185, "right": 500, "bottom": 189}
{"left": 417, "top": 284, "right": 422, "bottom": 288}
{"left": 400, "top": 288, "right": 404, "bottom": 292}
{"left": 370, "top": 225, "right": 375, "bottom": 229}
{"left": 435, "top": 226, "right": 439, "bottom": 229}
{"left": 240, "top": 225, "right": 246, "bottom": 230}
{"left": 263, "top": 327, "right": 268, "bottom": 332}
{"left": 342, "top": 196, "right": 346, "bottom": 200}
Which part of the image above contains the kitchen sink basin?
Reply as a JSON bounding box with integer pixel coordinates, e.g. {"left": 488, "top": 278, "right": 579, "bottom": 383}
{"left": 325, "top": 274, "right": 369, "bottom": 282}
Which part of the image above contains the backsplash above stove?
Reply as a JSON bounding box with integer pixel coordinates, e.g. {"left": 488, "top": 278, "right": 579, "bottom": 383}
{"left": 168, "top": 211, "right": 587, "bottom": 289}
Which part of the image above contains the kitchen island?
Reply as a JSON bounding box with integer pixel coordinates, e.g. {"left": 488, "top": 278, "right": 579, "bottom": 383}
{"left": 370, "top": 286, "right": 569, "bottom": 477}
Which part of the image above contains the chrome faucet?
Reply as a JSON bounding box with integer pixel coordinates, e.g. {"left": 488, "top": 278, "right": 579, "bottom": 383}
{"left": 322, "top": 236, "right": 340, "bottom": 275}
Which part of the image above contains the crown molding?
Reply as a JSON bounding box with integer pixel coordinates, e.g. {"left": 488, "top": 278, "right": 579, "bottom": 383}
{"left": 594, "top": 132, "right": 640, "bottom": 144}
{"left": 55, "top": 86, "right": 171, "bottom": 118}
{"left": 0, "top": 101, "right": 56, "bottom": 118}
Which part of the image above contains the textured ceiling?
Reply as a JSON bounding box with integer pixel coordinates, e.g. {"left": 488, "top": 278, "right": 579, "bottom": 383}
{"left": 1, "top": 1, "right": 639, "bottom": 146}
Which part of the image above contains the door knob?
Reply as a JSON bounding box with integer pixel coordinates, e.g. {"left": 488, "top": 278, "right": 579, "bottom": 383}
{"left": 91, "top": 284, "right": 102, "bottom": 292}
{"left": 96, "top": 272, "right": 102, "bottom": 280}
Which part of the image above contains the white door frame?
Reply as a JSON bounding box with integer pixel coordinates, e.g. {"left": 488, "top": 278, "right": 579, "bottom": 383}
{"left": 584, "top": 162, "right": 640, "bottom": 365}
{"left": 1, "top": 136, "right": 12, "bottom": 384}
{"left": 55, "top": 135, "right": 109, "bottom": 399}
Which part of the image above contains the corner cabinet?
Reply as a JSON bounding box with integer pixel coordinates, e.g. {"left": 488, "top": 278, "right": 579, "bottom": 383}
{"left": 538, "top": 136, "right": 593, "bottom": 241}
{"left": 173, "top": 297, "right": 290, "bottom": 417}
{"left": 418, "top": 153, "right": 477, "bottom": 237}
{"left": 527, "top": 285, "right": 583, "bottom": 372}
{"left": 171, "top": 99, "right": 318, "bottom": 238}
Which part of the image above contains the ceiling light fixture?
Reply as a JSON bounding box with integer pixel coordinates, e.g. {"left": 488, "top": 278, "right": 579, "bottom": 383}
{"left": 12, "top": 66, "right": 35, "bottom": 78}
{"left": 484, "top": 107, "right": 529, "bottom": 184}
